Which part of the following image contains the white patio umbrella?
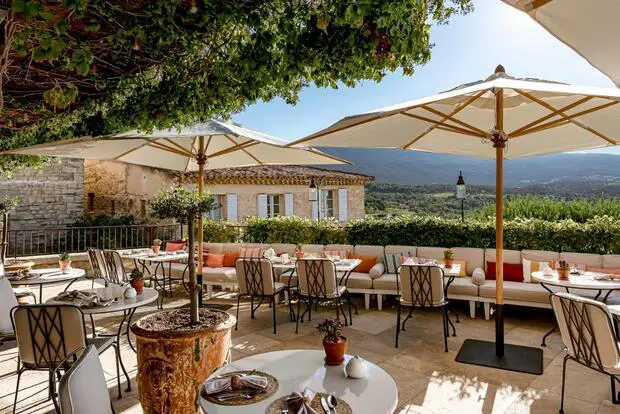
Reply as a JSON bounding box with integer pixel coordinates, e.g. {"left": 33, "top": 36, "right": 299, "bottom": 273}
{"left": 291, "top": 65, "right": 620, "bottom": 374}
{"left": 503, "top": 0, "right": 620, "bottom": 86}
{"left": 2, "top": 119, "right": 349, "bottom": 305}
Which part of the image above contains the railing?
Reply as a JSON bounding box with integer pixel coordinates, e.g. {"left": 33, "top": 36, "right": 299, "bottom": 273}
{"left": 7, "top": 224, "right": 184, "bottom": 258}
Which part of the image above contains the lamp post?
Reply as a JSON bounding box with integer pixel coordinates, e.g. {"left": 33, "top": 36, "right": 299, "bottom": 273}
{"left": 456, "top": 171, "right": 466, "bottom": 222}
{"left": 309, "top": 178, "right": 319, "bottom": 220}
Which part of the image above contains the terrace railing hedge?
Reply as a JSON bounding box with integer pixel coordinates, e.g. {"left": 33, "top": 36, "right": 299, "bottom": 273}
{"left": 205, "top": 215, "right": 620, "bottom": 255}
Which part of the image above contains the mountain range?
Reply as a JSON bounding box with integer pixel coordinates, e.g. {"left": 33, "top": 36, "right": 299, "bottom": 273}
{"left": 319, "top": 148, "right": 620, "bottom": 187}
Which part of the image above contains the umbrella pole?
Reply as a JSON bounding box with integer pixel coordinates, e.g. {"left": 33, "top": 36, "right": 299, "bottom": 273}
{"left": 494, "top": 87, "right": 505, "bottom": 358}
{"left": 195, "top": 136, "right": 206, "bottom": 313}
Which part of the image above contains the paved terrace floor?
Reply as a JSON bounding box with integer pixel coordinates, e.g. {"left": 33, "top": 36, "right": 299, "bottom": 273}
{"left": 0, "top": 279, "right": 617, "bottom": 414}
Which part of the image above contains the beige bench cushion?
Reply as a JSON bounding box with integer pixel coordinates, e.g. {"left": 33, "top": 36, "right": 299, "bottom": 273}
{"left": 417, "top": 246, "right": 447, "bottom": 261}
{"left": 339, "top": 272, "right": 373, "bottom": 289}
{"left": 279, "top": 272, "right": 297, "bottom": 287}
{"left": 385, "top": 245, "right": 417, "bottom": 256}
{"left": 560, "top": 252, "right": 602, "bottom": 268}
{"left": 603, "top": 255, "right": 620, "bottom": 269}
{"left": 522, "top": 250, "right": 559, "bottom": 262}
{"left": 484, "top": 249, "right": 521, "bottom": 267}
{"left": 203, "top": 243, "right": 225, "bottom": 253}
{"left": 372, "top": 273, "right": 398, "bottom": 291}
{"left": 202, "top": 267, "right": 237, "bottom": 283}
{"left": 271, "top": 244, "right": 297, "bottom": 255}
{"left": 447, "top": 277, "right": 478, "bottom": 297}
{"left": 353, "top": 245, "right": 385, "bottom": 263}
{"left": 451, "top": 248, "right": 484, "bottom": 275}
{"left": 479, "top": 280, "right": 551, "bottom": 303}
{"left": 301, "top": 244, "right": 325, "bottom": 256}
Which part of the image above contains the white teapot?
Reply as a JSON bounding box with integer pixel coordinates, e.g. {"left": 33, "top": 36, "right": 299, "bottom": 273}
{"left": 345, "top": 355, "right": 368, "bottom": 379}
{"left": 124, "top": 287, "right": 137, "bottom": 299}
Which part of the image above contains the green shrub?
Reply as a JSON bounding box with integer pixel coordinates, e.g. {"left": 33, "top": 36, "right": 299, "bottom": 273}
{"left": 203, "top": 219, "right": 242, "bottom": 243}
{"left": 244, "top": 216, "right": 347, "bottom": 245}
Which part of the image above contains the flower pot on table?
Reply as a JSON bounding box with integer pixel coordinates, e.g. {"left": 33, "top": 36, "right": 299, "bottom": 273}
{"left": 323, "top": 336, "right": 348, "bottom": 366}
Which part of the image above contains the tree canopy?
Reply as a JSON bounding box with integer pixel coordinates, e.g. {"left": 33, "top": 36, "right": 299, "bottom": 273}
{"left": 0, "top": 0, "right": 472, "bottom": 171}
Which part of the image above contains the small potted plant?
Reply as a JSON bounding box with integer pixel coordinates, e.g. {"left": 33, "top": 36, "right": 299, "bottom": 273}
{"left": 317, "top": 318, "right": 347, "bottom": 366}
{"left": 58, "top": 252, "right": 71, "bottom": 273}
{"left": 443, "top": 249, "right": 454, "bottom": 269}
{"left": 151, "top": 238, "right": 162, "bottom": 254}
{"left": 295, "top": 244, "right": 304, "bottom": 260}
{"left": 130, "top": 268, "right": 145, "bottom": 294}
{"left": 557, "top": 260, "right": 570, "bottom": 280}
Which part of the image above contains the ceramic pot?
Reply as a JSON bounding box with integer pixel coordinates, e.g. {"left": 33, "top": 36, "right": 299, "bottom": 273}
{"left": 59, "top": 260, "right": 72, "bottom": 273}
{"left": 152, "top": 245, "right": 161, "bottom": 254}
{"left": 443, "top": 259, "right": 453, "bottom": 269}
{"left": 557, "top": 268, "right": 570, "bottom": 280}
{"left": 131, "top": 279, "right": 145, "bottom": 294}
{"left": 345, "top": 355, "right": 368, "bottom": 379}
{"left": 295, "top": 251, "right": 304, "bottom": 260}
{"left": 323, "top": 336, "right": 348, "bottom": 366}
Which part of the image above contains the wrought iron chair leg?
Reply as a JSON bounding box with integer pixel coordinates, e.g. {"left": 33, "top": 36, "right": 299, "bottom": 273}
{"left": 113, "top": 343, "right": 122, "bottom": 398}
{"left": 235, "top": 294, "right": 241, "bottom": 330}
{"left": 442, "top": 306, "right": 448, "bottom": 352}
{"left": 114, "top": 342, "right": 131, "bottom": 392}
{"left": 49, "top": 369, "right": 60, "bottom": 413}
{"left": 90, "top": 314, "right": 97, "bottom": 338}
{"left": 295, "top": 298, "right": 301, "bottom": 334}
{"left": 446, "top": 308, "right": 457, "bottom": 337}
{"left": 560, "top": 354, "right": 570, "bottom": 414}
{"left": 250, "top": 296, "right": 255, "bottom": 319}
{"left": 346, "top": 292, "right": 353, "bottom": 325}
{"left": 395, "top": 302, "right": 401, "bottom": 348}
{"left": 308, "top": 298, "right": 312, "bottom": 322}
{"left": 402, "top": 307, "right": 414, "bottom": 331}
{"left": 271, "top": 296, "right": 277, "bottom": 335}
{"left": 611, "top": 375, "right": 620, "bottom": 404}
{"left": 12, "top": 368, "right": 23, "bottom": 414}
{"left": 287, "top": 290, "right": 295, "bottom": 322}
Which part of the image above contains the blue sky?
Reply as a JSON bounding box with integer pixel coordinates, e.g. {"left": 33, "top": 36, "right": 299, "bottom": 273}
{"left": 231, "top": 0, "right": 616, "bottom": 152}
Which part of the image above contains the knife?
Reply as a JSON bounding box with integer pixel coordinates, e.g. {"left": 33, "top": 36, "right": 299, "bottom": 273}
{"left": 320, "top": 397, "right": 330, "bottom": 413}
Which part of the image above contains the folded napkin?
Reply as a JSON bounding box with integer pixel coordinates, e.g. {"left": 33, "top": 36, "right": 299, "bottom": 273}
{"left": 286, "top": 388, "right": 318, "bottom": 414}
{"left": 52, "top": 290, "right": 115, "bottom": 308}
{"left": 203, "top": 373, "right": 268, "bottom": 395}
{"left": 5, "top": 271, "right": 37, "bottom": 281}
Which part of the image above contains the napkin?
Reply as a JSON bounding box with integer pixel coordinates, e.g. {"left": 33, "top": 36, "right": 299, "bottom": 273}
{"left": 52, "top": 290, "right": 115, "bottom": 308}
{"left": 203, "top": 373, "right": 268, "bottom": 395}
{"left": 543, "top": 266, "right": 554, "bottom": 276}
{"left": 286, "top": 388, "right": 318, "bottom": 414}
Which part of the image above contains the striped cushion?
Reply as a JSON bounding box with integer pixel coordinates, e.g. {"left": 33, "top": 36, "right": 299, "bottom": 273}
{"left": 384, "top": 252, "right": 408, "bottom": 274}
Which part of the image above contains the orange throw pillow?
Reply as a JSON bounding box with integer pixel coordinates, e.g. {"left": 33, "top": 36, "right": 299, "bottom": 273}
{"left": 205, "top": 253, "right": 224, "bottom": 268}
{"left": 165, "top": 242, "right": 185, "bottom": 252}
{"left": 223, "top": 251, "right": 240, "bottom": 267}
{"left": 349, "top": 255, "right": 377, "bottom": 273}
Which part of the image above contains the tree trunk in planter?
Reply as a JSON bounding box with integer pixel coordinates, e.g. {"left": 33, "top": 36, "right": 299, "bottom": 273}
{"left": 131, "top": 309, "right": 236, "bottom": 414}
{"left": 187, "top": 215, "right": 199, "bottom": 323}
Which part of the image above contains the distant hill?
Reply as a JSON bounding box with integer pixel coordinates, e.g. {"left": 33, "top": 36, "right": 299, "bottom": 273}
{"left": 319, "top": 148, "right": 620, "bottom": 187}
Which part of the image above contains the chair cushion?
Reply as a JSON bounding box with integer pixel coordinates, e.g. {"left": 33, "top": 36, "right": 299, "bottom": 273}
{"left": 479, "top": 280, "right": 551, "bottom": 303}
{"left": 372, "top": 273, "right": 398, "bottom": 291}
{"left": 338, "top": 272, "right": 373, "bottom": 289}
{"left": 348, "top": 255, "right": 377, "bottom": 273}
{"left": 446, "top": 277, "right": 478, "bottom": 297}
{"left": 202, "top": 267, "right": 237, "bottom": 282}
{"left": 486, "top": 261, "right": 524, "bottom": 282}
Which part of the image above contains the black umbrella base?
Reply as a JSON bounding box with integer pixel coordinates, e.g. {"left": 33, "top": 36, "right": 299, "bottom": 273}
{"left": 455, "top": 339, "right": 544, "bottom": 375}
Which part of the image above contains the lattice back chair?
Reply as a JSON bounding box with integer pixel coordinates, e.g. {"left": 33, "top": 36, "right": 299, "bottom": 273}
{"left": 11, "top": 305, "right": 127, "bottom": 413}
{"left": 87, "top": 248, "right": 109, "bottom": 286}
{"left": 294, "top": 258, "right": 353, "bottom": 334}
{"left": 57, "top": 345, "right": 114, "bottom": 414}
{"left": 0, "top": 278, "right": 18, "bottom": 344}
{"left": 395, "top": 264, "right": 451, "bottom": 351}
{"left": 102, "top": 250, "right": 130, "bottom": 285}
{"left": 235, "top": 258, "right": 289, "bottom": 334}
{"left": 551, "top": 293, "right": 620, "bottom": 412}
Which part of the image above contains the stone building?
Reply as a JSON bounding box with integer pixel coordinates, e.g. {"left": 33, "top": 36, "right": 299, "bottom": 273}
{"left": 84, "top": 161, "right": 373, "bottom": 222}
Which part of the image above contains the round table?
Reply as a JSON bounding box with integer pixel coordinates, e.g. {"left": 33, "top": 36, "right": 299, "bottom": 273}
{"left": 47, "top": 286, "right": 159, "bottom": 352}
{"left": 532, "top": 270, "right": 620, "bottom": 345}
{"left": 9, "top": 267, "right": 85, "bottom": 303}
{"left": 199, "top": 350, "right": 398, "bottom": 414}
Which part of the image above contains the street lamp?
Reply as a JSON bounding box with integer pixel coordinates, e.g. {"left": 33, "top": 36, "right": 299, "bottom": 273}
{"left": 309, "top": 178, "right": 319, "bottom": 219}
{"left": 456, "top": 171, "right": 466, "bottom": 222}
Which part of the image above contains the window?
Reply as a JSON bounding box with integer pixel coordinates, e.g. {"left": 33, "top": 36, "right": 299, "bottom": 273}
{"left": 321, "top": 190, "right": 335, "bottom": 218}
{"left": 267, "top": 194, "right": 280, "bottom": 218}
{"left": 87, "top": 193, "right": 95, "bottom": 211}
{"left": 207, "top": 195, "right": 226, "bottom": 220}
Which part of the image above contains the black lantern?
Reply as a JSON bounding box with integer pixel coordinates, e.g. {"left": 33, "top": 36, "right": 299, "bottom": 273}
{"left": 456, "top": 171, "right": 466, "bottom": 222}
{"left": 308, "top": 178, "right": 318, "bottom": 202}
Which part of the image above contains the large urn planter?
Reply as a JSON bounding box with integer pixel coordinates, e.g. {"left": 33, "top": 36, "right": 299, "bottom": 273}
{"left": 131, "top": 308, "right": 236, "bottom": 414}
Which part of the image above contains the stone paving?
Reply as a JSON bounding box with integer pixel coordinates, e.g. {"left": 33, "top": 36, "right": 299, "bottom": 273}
{"left": 0, "top": 279, "right": 618, "bottom": 414}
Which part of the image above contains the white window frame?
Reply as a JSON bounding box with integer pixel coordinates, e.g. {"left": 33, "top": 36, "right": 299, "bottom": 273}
{"left": 321, "top": 189, "right": 335, "bottom": 218}
{"left": 266, "top": 194, "right": 281, "bottom": 218}
{"left": 207, "top": 194, "right": 226, "bottom": 220}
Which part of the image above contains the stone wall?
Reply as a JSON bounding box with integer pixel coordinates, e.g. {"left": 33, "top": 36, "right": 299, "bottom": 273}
{"left": 0, "top": 158, "right": 84, "bottom": 230}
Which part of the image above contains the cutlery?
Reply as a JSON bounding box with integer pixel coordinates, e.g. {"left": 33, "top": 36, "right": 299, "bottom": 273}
{"left": 327, "top": 394, "right": 338, "bottom": 413}
{"left": 215, "top": 391, "right": 256, "bottom": 401}
{"left": 280, "top": 399, "right": 289, "bottom": 414}
{"left": 320, "top": 397, "right": 330, "bottom": 413}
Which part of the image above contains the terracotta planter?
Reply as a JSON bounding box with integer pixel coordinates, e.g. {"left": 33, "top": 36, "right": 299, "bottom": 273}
{"left": 295, "top": 251, "right": 304, "bottom": 260}
{"left": 152, "top": 245, "right": 161, "bottom": 254}
{"left": 323, "top": 336, "right": 348, "bottom": 366}
{"left": 59, "top": 260, "right": 71, "bottom": 272}
{"left": 557, "top": 268, "right": 570, "bottom": 280}
{"left": 443, "top": 259, "right": 453, "bottom": 269}
{"left": 131, "top": 279, "right": 145, "bottom": 294}
{"left": 131, "top": 309, "right": 236, "bottom": 414}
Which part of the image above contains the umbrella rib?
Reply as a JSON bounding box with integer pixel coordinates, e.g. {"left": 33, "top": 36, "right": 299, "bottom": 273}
{"left": 224, "top": 134, "right": 264, "bottom": 165}
{"left": 419, "top": 105, "right": 488, "bottom": 136}
{"left": 401, "top": 90, "right": 487, "bottom": 149}
{"left": 287, "top": 114, "right": 387, "bottom": 147}
{"left": 401, "top": 113, "right": 485, "bottom": 137}
{"left": 113, "top": 139, "right": 155, "bottom": 160}
{"left": 164, "top": 139, "right": 194, "bottom": 157}
{"left": 508, "top": 96, "right": 594, "bottom": 137}
{"left": 514, "top": 89, "right": 618, "bottom": 145}
{"left": 147, "top": 141, "right": 194, "bottom": 158}
{"left": 209, "top": 141, "right": 259, "bottom": 158}
{"left": 511, "top": 100, "right": 619, "bottom": 139}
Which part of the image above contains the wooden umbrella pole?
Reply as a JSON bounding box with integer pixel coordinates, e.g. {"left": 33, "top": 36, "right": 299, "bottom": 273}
{"left": 196, "top": 135, "right": 206, "bottom": 309}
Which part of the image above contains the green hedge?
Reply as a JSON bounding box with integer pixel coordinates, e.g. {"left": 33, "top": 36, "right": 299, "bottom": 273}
{"left": 207, "top": 215, "right": 620, "bottom": 255}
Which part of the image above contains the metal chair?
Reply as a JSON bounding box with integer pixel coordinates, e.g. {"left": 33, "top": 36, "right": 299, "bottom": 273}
{"left": 0, "top": 278, "right": 18, "bottom": 345}
{"left": 87, "top": 248, "right": 109, "bottom": 287}
{"left": 102, "top": 250, "right": 130, "bottom": 285}
{"left": 57, "top": 345, "right": 115, "bottom": 414}
{"left": 294, "top": 258, "right": 353, "bottom": 334}
{"left": 395, "top": 264, "right": 453, "bottom": 351}
{"left": 551, "top": 292, "right": 620, "bottom": 413}
{"left": 10, "top": 305, "right": 129, "bottom": 413}
{"left": 235, "top": 258, "right": 290, "bottom": 334}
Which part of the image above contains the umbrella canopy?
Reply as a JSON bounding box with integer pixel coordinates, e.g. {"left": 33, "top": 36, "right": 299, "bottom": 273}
{"left": 503, "top": 0, "right": 620, "bottom": 86}
{"left": 2, "top": 119, "right": 348, "bottom": 171}
{"left": 291, "top": 66, "right": 620, "bottom": 373}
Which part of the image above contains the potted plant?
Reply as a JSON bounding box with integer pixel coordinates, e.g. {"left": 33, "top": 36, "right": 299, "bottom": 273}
{"left": 317, "top": 318, "right": 347, "bottom": 366}
{"left": 557, "top": 260, "right": 570, "bottom": 280}
{"left": 58, "top": 252, "right": 72, "bottom": 273}
{"left": 130, "top": 268, "right": 145, "bottom": 294}
{"left": 0, "top": 196, "right": 18, "bottom": 264}
{"left": 443, "top": 249, "right": 454, "bottom": 269}
{"left": 131, "top": 187, "right": 236, "bottom": 414}
{"left": 295, "top": 244, "right": 304, "bottom": 260}
{"left": 151, "top": 238, "right": 162, "bottom": 254}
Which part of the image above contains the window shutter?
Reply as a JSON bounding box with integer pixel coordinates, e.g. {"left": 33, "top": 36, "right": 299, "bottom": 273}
{"left": 284, "top": 193, "right": 294, "bottom": 216}
{"left": 338, "top": 188, "right": 348, "bottom": 221}
{"left": 226, "top": 193, "right": 238, "bottom": 222}
{"left": 257, "top": 194, "right": 268, "bottom": 218}
{"left": 311, "top": 200, "right": 318, "bottom": 219}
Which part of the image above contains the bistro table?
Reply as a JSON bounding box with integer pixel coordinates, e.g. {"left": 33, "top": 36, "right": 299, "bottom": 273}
{"left": 8, "top": 267, "right": 85, "bottom": 303}
{"left": 532, "top": 270, "right": 620, "bottom": 346}
{"left": 120, "top": 250, "right": 188, "bottom": 308}
{"left": 199, "top": 349, "right": 398, "bottom": 414}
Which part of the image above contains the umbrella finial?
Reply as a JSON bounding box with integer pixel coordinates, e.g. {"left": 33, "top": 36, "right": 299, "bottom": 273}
{"left": 495, "top": 65, "right": 505, "bottom": 74}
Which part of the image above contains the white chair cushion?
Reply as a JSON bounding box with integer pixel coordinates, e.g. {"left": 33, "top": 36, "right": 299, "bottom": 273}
{"left": 372, "top": 273, "right": 398, "bottom": 291}
{"left": 338, "top": 272, "right": 373, "bottom": 289}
